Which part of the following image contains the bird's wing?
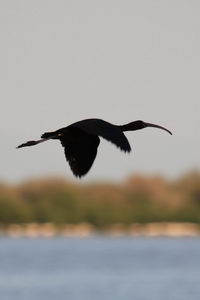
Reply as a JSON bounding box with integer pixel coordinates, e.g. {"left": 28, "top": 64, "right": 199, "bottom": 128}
{"left": 60, "top": 130, "right": 100, "bottom": 177}
{"left": 70, "top": 119, "right": 131, "bottom": 152}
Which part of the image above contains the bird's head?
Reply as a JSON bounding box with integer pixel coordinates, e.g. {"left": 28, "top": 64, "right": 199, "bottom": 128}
{"left": 121, "top": 120, "right": 172, "bottom": 135}
{"left": 132, "top": 120, "right": 146, "bottom": 129}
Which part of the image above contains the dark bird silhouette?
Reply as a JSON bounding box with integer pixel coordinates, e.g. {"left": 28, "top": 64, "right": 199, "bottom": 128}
{"left": 17, "top": 119, "right": 172, "bottom": 177}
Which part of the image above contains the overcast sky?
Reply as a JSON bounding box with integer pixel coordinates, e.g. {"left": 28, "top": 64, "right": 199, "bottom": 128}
{"left": 1, "top": 0, "right": 200, "bottom": 183}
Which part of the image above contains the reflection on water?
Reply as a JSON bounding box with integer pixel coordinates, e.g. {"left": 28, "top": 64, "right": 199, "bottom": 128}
{"left": 0, "top": 237, "right": 200, "bottom": 300}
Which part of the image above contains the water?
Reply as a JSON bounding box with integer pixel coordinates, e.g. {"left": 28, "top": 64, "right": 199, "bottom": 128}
{"left": 0, "top": 237, "right": 200, "bottom": 300}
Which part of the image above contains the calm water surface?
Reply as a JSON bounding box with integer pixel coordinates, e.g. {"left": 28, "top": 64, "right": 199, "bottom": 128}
{"left": 0, "top": 237, "right": 200, "bottom": 300}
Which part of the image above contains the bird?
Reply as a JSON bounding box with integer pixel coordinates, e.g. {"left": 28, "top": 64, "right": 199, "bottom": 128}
{"left": 17, "top": 118, "right": 172, "bottom": 178}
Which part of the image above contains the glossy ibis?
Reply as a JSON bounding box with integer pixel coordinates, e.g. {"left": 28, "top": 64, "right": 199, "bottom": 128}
{"left": 17, "top": 119, "right": 172, "bottom": 177}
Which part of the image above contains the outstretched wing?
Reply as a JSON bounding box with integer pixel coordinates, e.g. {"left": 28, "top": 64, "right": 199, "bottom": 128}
{"left": 60, "top": 129, "right": 100, "bottom": 177}
{"left": 70, "top": 119, "right": 131, "bottom": 152}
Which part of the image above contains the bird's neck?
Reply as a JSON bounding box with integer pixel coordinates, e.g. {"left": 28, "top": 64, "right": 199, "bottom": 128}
{"left": 119, "top": 121, "right": 145, "bottom": 132}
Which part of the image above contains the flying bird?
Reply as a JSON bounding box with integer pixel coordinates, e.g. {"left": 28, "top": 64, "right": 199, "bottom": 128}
{"left": 17, "top": 119, "right": 172, "bottom": 177}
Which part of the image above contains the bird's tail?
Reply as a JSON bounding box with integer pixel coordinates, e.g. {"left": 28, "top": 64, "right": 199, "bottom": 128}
{"left": 41, "top": 131, "right": 58, "bottom": 139}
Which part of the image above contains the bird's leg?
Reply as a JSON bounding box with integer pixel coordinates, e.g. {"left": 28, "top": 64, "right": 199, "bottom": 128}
{"left": 17, "top": 139, "right": 47, "bottom": 148}
{"left": 16, "top": 135, "right": 59, "bottom": 149}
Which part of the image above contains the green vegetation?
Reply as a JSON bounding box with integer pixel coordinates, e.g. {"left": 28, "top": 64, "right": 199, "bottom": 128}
{"left": 0, "top": 171, "right": 200, "bottom": 227}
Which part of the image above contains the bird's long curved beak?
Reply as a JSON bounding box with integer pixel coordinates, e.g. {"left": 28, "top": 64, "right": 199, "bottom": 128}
{"left": 144, "top": 122, "right": 172, "bottom": 135}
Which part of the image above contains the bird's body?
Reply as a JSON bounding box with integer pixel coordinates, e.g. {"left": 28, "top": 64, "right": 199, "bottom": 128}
{"left": 17, "top": 118, "right": 172, "bottom": 177}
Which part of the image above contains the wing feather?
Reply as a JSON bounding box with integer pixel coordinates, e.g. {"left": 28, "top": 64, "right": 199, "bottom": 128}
{"left": 69, "top": 119, "right": 131, "bottom": 152}
{"left": 60, "top": 129, "right": 100, "bottom": 177}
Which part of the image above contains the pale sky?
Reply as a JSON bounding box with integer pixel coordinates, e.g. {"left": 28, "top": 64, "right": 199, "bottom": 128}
{"left": 0, "top": 0, "right": 200, "bottom": 183}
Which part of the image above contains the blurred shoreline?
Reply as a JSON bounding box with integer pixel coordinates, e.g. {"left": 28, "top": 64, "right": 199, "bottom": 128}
{"left": 1, "top": 222, "right": 200, "bottom": 238}
{"left": 1, "top": 171, "right": 200, "bottom": 235}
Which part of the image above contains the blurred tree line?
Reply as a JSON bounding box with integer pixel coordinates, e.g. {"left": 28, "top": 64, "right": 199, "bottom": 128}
{"left": 0, "top": 171, "right": 200, "bottom": 227}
